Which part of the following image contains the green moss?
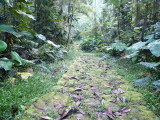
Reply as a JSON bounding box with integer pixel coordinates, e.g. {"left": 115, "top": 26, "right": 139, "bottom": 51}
{"left": 66, "top": 79, "right": 78, "bottom": 87}
{"left": 25, "top": 92, "right": 71, "bottom": 117}
{"left": 125, "top": 105, "right": 157, "bottom": 120}
{"left": 103, "top": 102, "right": 120, "bottom": 111}
{"left": 121, "top": 91, "right": 144, "bottom": 103}
{"left": 57, "top": 80, "right": 66, "bottom": 86}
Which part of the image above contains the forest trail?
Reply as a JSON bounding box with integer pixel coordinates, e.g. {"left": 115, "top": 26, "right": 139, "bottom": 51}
{"left": 24, "top": 43, "right": 157, "bottom": 120}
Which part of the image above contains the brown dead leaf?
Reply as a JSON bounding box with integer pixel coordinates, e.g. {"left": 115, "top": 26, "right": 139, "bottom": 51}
{"left": 40, "top": 116, "right": 53, "bottom": 120}
{"left": 70, "top": 93, "right": 84, "bottom": 101}
{"left": 74, "top": 88, "right": 82, "bottom": 91}
{"left": 114, "top": 88, "right": 124, "bottom": 95}
{"left": 121, "top": 107, "right": 131, "bottom": 113}
{"left": 104, "top": 106, "right": 115, "bottom": 120}
{"left": 28, "top": 67, "right": 33, "bottom": 74}
{"left": 105, "top": 85, "right": 114, "bottom": 89}
{"left": 70, "top": 76, "right": 78, "bottom": 80}
{"left": 122, "top": 96, "right": 126, "bottom": 103}
{"left": 33, "top": 103, "right": 45, "bottom": 110}
{"left": 79, "top": 110, "right": 86, "bottom": 115}
{"left": 26, "top": 104, "right": 29, "bottom": 110}
{"left": 54, "top": 102, "right": 66, "bottom": 109}
{"left": 75, "top": 101, "right": 81, "bottom": 108}
{"left": 140, "top": 72, "right": 152, "bottom": 77}
{"left": 115, "top": 97, "right": 121, "bottom": 103}
{"left": 102, "top": 99, "right": 105, "bottom": 105}
{"left": 114, "top": 112, "right": 126, "bottom": 117}
{"left": 56, "top": 108, "right": 78, "bottom": 120}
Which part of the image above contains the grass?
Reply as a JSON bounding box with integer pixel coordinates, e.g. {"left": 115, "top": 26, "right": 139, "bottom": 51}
{"left": 102, "top": 54, "right": 160, "bottom": 117}
{"left": 0, "top": 46, "right": 79, "bottom": 120}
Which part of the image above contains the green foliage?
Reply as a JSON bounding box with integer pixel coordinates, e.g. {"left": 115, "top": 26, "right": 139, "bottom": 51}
{"left": 103, "top": 42, "right": 128, "bottom": 56}
{"left": 147, "top": 40, "right": 160, "bottom": 57}
{"left": 0, "top": 59, "right": 13, "bottom": 71}
{"left": 127, "top": 41, "right": 147, "bottom": 52}
{"left": 81, "top": 35, "right": 101, "bottom": 51}
{"left": 139, "top": 62, "right": 160, "bottom": 70}
{"left": 0, "top": 40, "right": 7, "bottom": 52}
{"left": 11, "top": 51, "right": 22, "bottom": 66}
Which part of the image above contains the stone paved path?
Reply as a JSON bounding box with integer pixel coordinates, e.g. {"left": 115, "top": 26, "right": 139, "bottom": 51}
{"left": 24, "top": 43, "right": 156, "bottom": 120}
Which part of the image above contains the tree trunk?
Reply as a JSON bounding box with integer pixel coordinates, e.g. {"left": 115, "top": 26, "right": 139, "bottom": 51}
{"left": 135, "top": 0, "right": 140, "bottom": 26}
{"left": 153, "top": 0, "right": 158, "bottom": 24}
{"left": 141, "top": 3, "right": 149, "bottom": 41}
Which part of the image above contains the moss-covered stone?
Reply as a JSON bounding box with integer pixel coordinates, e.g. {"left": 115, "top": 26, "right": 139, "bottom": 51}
{"left": 25, "top": 92, "right": 72, "bottom": 118}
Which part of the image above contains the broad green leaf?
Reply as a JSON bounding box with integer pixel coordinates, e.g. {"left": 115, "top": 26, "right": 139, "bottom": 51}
{"left": 0, "top": 40, "right": 7, "bottom": 52}
{"left": 135, "top": 77, "right": 152, "bottom": 87}
{"left": 1, "top": 26, "right": 21, "bottom": 38}
{"left": 5, "top": 0, "right": 13, "bottom": 7}
{"left": 11, "top": 51, "right": 22, "bottom": 66}
{"left": 127, "top": 41, "right": 146, "bottom": 52}
{"left": 16, "top": 10, "right": 36, "bottom": 20}
{"left": 147, "top": 40, "right": 160, "bottom": 57}
{"left": 0, "top": 59, "right": 13, "bottom": 71}
{"left": 134, "top": 27, "right": 142, "bottom": 33}
{"left": 36, "top": 34, "right": 46, "bottom": 41}
{"left": 152, "top": 80, "right": 160, "bottom": 88}
{"left": 144, "top": 34, "right": 154, "bottom": 40}
{"left": 0, "top": 24, "right": 13, "bottom": 32}
{"left": 139, "top": 62, "right": 160, "bottom": 69}
{"left": 21, "top": 30, "right": 34, "bottom": 38}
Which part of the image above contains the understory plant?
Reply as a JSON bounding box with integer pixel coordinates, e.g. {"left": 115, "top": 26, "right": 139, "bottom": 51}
{"left": 81, "top": 35, "right": 101, "bottom": 51}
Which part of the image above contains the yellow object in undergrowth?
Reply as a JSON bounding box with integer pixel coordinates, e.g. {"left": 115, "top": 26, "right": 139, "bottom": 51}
{"left": 8, "top": 78, "right": 16, "bottom": 84}
{"left": 17, "top": 72, "right": 33, "bottom": 80}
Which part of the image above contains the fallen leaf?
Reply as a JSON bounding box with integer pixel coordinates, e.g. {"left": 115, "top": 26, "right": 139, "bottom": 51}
{"left": 54, "top": 102, "right": 66, "bottom": 109}
{"left": 114, "top": 112, "right": 126, "bottom": 117}
{"left": 33, "top": 103, "right": 45, "bottom": 110}
{"left": 75, "top": 101, "right": 81, "bottom": 108}
{"left": 70, "top": 93, "right": 84, "bottom": 101}
{"left": 70, "top": 76, "right": 78, "bottom": 80}
{"left": 40, "top": 116, "right": 53, "bottom": 120}
{"left": 121, "top": 107, "right": 131, "bottom": 113}
{"left": 122, "top": 96, "right": 126, "bottom": 103}
{"left": 115, "top": 97, "right": 121, "bottom": 103}
{"left": 17, "top": 72, "right": 32, "bottom": 80}
{"left": 104, "top": 106, "right": 115, "bottom": 120}
{"left": 79, "top": 110, "right": 86, "bottom": 115}
{"left": 26, "top": 104, "right": 29, "bottom": 109}
{"left": 74, "top": 88, "right": 82, "bottom": 91}
{"left": 102, "top": 99, "right": 105, "bottom": 105}
{"left": 28, "top": 67, "right": 33, "bottom": 74}
{"left": 140, "top": 72, "right": 152, "bottom": 77}
{"left": 114, "top": 88, "right": 124, "bottom": 95}
{"left": 105, "top": 85, "right": 114, "bottom": 89}
{"left": 8, "top": 78, "right": 16, "bottom": 84}
{"left": 56, "top": 108, "right": 78, "bottom": 120}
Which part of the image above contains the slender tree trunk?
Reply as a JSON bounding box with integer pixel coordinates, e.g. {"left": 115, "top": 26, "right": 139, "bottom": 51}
{"left": 118, "top": 0, "right": 121, "bottom": 40}
{"left": 67, "top": 6, "right": 74, "bottom": 45}
{"left": 66, "top": 2, "right": 71, "bottom": 46}
{"left": 135, "top": 0, "right": 140, "bottom": 26}
{"left": 153, "top": 0, "right": 158, "bottom": 24}
{"left": 94, "top": 0, "right": 98, "bottom": 38}
{"left": 141, "top": 3, "right": 149, "bottom": 41}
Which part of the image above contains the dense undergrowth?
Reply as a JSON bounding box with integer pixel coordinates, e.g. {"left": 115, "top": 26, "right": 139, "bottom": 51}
{"left": 0, "top": 47, "right": 78, "bottom": 119}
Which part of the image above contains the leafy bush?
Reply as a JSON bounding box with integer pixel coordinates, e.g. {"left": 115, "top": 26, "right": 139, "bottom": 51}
{"left": 103, "top": 42, "right": 128, "bottom": 56}
{"left": 123, "top": 22, "right": 160, "bottom": 69}
{"left": 81, "top": 35, "right": 101, "bottom": 51}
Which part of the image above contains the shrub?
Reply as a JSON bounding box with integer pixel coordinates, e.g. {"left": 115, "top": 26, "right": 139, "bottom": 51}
{"left": 81, "top": 35, "right": 101, "bottom": 51}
